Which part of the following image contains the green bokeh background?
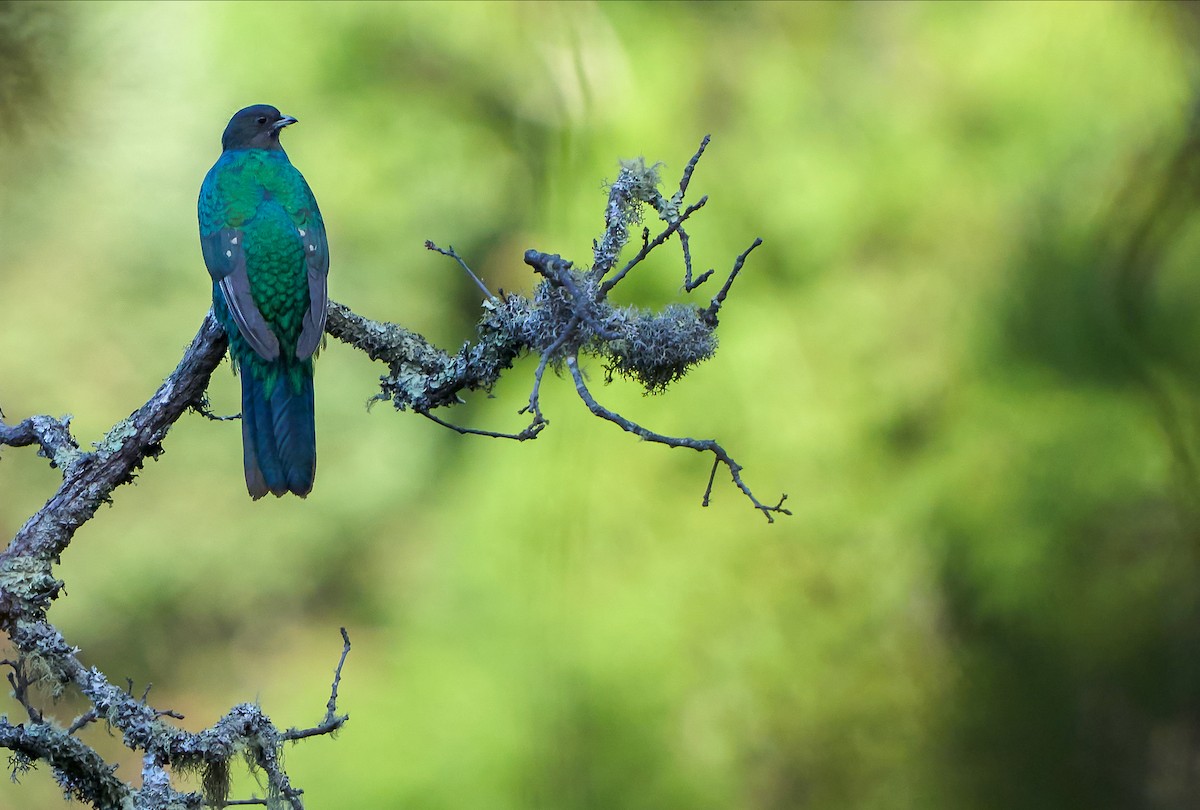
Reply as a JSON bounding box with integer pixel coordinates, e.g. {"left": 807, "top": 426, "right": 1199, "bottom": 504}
{"left": 4, "top": 1, "right": 1200, "bottom": 808}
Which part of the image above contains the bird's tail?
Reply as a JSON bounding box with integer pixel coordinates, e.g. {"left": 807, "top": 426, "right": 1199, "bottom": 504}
{"left": 240, "top": 364, "right": 316, "bottom": 499}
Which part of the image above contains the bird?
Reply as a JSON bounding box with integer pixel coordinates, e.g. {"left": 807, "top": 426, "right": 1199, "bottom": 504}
{"left": 198, "top": 104, "right": 329, "bottom": 499}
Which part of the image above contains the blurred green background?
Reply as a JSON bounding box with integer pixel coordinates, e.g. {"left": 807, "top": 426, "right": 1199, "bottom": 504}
{"left": 3, "top": 1, "right": 1200, "bottom": 807}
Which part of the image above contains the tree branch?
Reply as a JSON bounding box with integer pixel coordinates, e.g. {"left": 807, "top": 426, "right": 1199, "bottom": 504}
{"left": 0, "top": 136, "right": 784, "bottom": 807}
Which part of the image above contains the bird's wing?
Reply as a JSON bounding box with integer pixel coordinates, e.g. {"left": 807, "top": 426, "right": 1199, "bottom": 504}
{"left": 199, "top": 162, "right": 281, "bottom": 362}
{"left": 294, "top": 178, "right": 330, "bottom": 360}
{"left": 202, "top": 227, "right": 281, "bottom": 362}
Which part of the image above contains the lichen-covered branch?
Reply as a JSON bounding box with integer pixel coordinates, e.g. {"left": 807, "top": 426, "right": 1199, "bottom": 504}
{"left": 405, "top": 137, "right": 786, "bottom": 518}
{"left": 0, "top": 136, "right": 783, "bottom": 808}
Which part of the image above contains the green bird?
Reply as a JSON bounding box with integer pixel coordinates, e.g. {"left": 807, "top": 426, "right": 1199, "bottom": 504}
{"left": 198, "top": 104, "right": 328, "bottom": 499}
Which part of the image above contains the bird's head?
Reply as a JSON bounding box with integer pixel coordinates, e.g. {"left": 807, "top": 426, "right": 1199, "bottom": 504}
{"left": 220, "top": 104, "right": 297, "bottom": 152}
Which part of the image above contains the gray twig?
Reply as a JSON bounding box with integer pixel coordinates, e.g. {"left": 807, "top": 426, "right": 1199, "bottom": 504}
{"left": 190, "top": 393, "right": 240, "bottom": 422}
{"left": 426, "top": 240, "right": 497, "bottom": 301}
{"left": 704, "top": 237, "right": 764, "bottom": 326}
{"left": 566, "top": 356, "right": 790, "bottom": 522}
{"left": 680, "top": 229, "right": 715, "bottom": 292}
{"left": 678, "top": 134, "right": 710, "bottom": 199}
{"left": 419, "top": 408, "right": 545, "bottom": 442}
{"left": 283, "top": 627, "right": 352, "bottom": 742}
{"left": 4, "top": 658, "right": 43, "bottom": 723}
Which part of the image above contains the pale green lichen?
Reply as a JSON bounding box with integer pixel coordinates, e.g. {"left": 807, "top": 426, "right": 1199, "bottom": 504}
{"left": 24, "top": 414, "right": 86, "bottom": 471}
{"left": 92, "top": 416, "right": 137, "bottom": 459}
{"left": 618, "top": 157, "right": 664, "bottom": 206}
{"left": 0, "top": 554, "right": 57, "bottom": 595}
{"left": 599, "top": 304, "right": 717, "bottom": 393}
{"left": 174, "top": 752, "right": 230, "bottom": 807}
{"left": 660, "top": 187, "right": 684, "bottom": 223}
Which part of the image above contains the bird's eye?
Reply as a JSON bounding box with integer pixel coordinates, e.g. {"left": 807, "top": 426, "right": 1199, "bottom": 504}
{"left": 256, "top": 116, "right": 267, "bottom": 125}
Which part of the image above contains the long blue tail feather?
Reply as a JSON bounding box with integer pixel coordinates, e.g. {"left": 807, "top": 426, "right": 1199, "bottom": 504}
{"left": 241, "top": 367, "right": 315, "bottom": 499}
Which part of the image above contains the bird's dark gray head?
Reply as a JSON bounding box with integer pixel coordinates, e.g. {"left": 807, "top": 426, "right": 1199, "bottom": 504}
{"left": 221, "top": 104, "right": 297, "bottom": 152}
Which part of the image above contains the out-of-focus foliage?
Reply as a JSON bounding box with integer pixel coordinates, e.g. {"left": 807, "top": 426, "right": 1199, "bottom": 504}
{"left": 2, "top": 2, "right": 1200, "bottom": 808}
{"left": 0, "top": 1, "right": 67, "bottom": 139}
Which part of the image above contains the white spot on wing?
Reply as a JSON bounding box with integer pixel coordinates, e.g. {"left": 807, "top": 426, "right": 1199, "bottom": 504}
{"left": 299, "top": 229, "right": 306, "bottom": 237}
{"left": 225, "top": 250, "right": 232, "bottom": 258}
{"left": 230, "top": 236, "right": 238, "bottom": 245}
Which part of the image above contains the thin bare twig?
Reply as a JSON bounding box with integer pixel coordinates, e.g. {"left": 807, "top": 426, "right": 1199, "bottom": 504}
{"left": 282, "top": 628, "right": 352, "bottom": 743}
{"left": 519, "top": 313, "right": 581, "bottom": 423}
{"left": 566, "top": 356, "right": 789, "bottom": 522}
{"left": 426, "top": 241, "right": 497, "bottom": 301}
{"left": 419, "top": 408, "right": 545, "bottom": 441}
{"left": 678, "top": 134, "right": 711, "bottom": 199}
{"left": 190, "top": 393, "right": 239, "bottom": 422}
{"left": 679, "top": 229, "right": 715, "bottom": 292}
{"left": 4, "top": 659, "right": 42, "bottom": 723}
{"left": 703, "top": 238, "right": 764, "bottom": 325}
{"left": 703, "top": 458, "right": 721, "bottom": 507}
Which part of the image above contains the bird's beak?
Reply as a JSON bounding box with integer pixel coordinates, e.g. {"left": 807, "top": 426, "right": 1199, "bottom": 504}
{"left": 273, "top": 115, "right": 298, "bottom": 131}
